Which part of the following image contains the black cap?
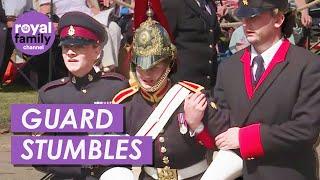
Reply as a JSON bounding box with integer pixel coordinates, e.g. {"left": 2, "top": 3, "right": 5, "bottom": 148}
{"left": 58, "top": 11, "right": 107, "bottom": 46}
{"left": 236, "top": 0, "right": 289, "bottom": 18}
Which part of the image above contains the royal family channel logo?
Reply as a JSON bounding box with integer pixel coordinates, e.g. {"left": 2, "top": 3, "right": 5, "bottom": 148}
{"left": 12, "top": 11, "right": 56, "bottom": 55}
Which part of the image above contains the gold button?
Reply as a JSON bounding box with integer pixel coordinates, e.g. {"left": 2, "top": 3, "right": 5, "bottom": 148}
{"left": 88, "top": 74, "right": 93, "bottom": 82}
{"left": 161, "top": 147, "right": 167, "bottom": 153}
{"left": 209, "top": 60, "right": 212, "bottom": 64}
{"left": 210, "top": 102, "right": 217, "bottom": 110}
{"left": 159, "top": 137, "right": 165, "bottom": 143}
{"left": 209, "top": 44, "right": 213, "bottom": 48}
{"left": 163, "top": 156, "right": 169, "bottom": 164}
{"left": 71, "top": 77, "right": 76, "bottom": 84}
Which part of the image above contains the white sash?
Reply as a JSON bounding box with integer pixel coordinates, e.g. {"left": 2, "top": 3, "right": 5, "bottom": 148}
{"left": 135, "top": 84, "right": 190, "bottom": 140}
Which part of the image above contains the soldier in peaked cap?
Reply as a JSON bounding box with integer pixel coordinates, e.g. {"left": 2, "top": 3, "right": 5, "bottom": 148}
{"left": 112, "top": 1, "right": 229, "bottom": 179}
{"left": 36, "top": 12, "right": 128, "bottom": 180}
{"left": 206, "top": 0, "right": 320, "bottom": 179}
{"left": 38, "top": 11, "right": 127, "bottom": 104}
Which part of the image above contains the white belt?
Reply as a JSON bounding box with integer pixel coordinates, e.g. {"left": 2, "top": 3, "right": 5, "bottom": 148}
{"left": 144, "top": 159, "right": 208, "bottom": 180}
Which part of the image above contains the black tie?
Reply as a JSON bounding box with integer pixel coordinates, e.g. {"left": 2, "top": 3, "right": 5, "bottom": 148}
{"left": 252, "top": 55, "right": 265, "bottom": 86}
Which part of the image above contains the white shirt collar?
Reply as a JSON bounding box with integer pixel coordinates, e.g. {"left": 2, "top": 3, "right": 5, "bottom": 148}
{"left": 250, "top": 38, "right": 284, "bottom": 68}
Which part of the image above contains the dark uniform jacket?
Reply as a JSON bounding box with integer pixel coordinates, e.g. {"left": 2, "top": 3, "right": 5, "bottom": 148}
{"left": 113, "top": 81, "right": 228, "bottom": 180}
{"left": 161, "top": 0, "right": 220, "bottom": 89}
{"left": 39, "top": 70, "right": 127, "bottom": 103}
{"left": 37, "top": 70, "right": 128, "bottom": 179}
{"left": 211, "top": 40, "right": 320, "bottom": 180}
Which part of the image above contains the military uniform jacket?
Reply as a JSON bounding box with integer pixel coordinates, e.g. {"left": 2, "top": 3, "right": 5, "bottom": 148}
{"left": 212, "top": 40, "right": 320, "bottom": 180}
{"left": 161, "top": 0, "right": 220, "bottom": 89}
{"left": 113, "top": 81, "right": 228, "bottom": 179}
{"left": 36, "top": 70, "right": 128, "bottom": 178}
{"left": 39, "top": 70, "right": 128, "bottom": 104}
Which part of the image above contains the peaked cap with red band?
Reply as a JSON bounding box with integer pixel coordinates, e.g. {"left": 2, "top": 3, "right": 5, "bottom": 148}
{"left": 58, "top": 11, "right": 106, "bottom": 46}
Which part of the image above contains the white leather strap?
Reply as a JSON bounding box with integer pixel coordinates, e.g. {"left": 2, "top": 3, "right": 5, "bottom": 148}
{"left": 136, "top": 84, "right": 190, "bottom": 140}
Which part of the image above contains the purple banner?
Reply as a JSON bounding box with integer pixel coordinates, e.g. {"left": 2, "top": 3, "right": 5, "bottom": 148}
{"left": 12, "top": 136, "right": 152, "bottom": 165}
{"left": 11, "top": 104, "right": 123, "bottom": 133}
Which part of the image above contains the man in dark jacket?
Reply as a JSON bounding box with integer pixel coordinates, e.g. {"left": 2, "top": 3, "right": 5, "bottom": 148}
{"left": 211, "top": 0, "right": 320, "bottom": 179}
{"left": 161, "top": 0, "right": 220, "bottom": 90}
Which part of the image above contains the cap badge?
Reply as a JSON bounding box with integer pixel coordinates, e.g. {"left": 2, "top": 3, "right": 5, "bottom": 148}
{"left": 68, "top": 25, "right": 75, "bottom": 36}
{"left": 242, "top": 0, "right": 248, "bottom": 6}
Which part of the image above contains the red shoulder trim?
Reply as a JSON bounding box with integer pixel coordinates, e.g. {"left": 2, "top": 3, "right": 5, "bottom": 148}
{"left": 112, "top": 86, "right": 139, "bottom": 104}
{"left": 178, "top": 81, "right": 204, "bottom": 92}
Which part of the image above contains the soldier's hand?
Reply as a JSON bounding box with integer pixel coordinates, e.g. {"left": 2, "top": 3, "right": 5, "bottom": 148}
{"left": 215, "top": 127, "right": 240, "bottom": 150}
{"left": 184, "top": 92, "right": 207, "bottom": 130}
{"left": 301, "top": 10, "right": 312, "bottom": 28}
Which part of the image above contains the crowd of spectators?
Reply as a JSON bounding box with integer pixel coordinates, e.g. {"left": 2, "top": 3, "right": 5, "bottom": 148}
{"left": 0, "top": 0, "right": 317, "bottom": 89}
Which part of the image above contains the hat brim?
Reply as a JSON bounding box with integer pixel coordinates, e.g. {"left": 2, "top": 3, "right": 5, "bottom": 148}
{"left": 59, "top": 38, "right": 97, "bottom": 46}
{"left": 236, "top": 7, "right": 272, "bottom": 18}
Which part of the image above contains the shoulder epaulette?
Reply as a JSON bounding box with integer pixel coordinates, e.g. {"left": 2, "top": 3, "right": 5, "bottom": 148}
{"left": 112, "top": 85, "right": 139, "bottom": 104}
{"left": 101, "top": 72, "right": 127, "bottom": 81}
{"left": 42, "top": 78, "right": 69, "bottom": 92}
{"left": 178, "top": 81, "right": 204, "bottom": 92}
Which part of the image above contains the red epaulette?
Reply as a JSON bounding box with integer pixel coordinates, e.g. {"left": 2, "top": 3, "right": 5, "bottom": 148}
{"left": 101, "top": 72, "right": 127, "bottom": 81}
{"left": 178, "top": 81, "right": 204, "bottom": 92}
{"left": 42, "top": 78, "right": 69, "bottom": 92}
{"left": 112, "top": 85, "right": 139, "bottom": 104}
